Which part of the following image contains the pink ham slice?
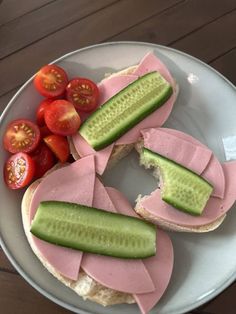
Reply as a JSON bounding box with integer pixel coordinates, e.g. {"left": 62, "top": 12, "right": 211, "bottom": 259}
{"left": 98, "top": 74, "right": 138, "bottom": 105}
{"left": 29, "top": 156, "right": 96, "bottom": 280}
{"left": 81, "top": 178, "right": 155, "bottom": 294}
{"left": 141, "top": 128, "right": 212, "bottom": 175}
{"left": 106, "top": 187, "right": 173, "bottom": 314}
{"left": 72, "top": 52, "right": 177, "bottom": 174}
{"left": 115, "top": 51, "right": 178, "bottom": 145}
{"left": 72, "top": 134, "right": 114, "bottom": 175}
{"left": 139, "top": 159, "right": 236, "bottom": 227}
{"left": 132, "top": 51, "right": 175, "bottom": 85}
{"left": 142, "top": 127, "right": 225, "bottom": 199}
{"left": 134, "top": 231, "right": 173, "bottom": 314}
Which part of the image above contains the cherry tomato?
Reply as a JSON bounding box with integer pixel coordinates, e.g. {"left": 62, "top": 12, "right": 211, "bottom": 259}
{"left": 3, "top": 119, "right": 40, "bottom": 154}
{"left": 31, "top": 143, "right": 55, "bottom": 178}
{"left": 4, "top": 153, "right": 35, "bottom": 189}
{"left": 39, "top": 125, "right": 52, "bottom": 138}
{"left": 44, "top": 134, "right": 69, "bottom": 163}
{"left": 34, "top": 65, "right": 68, "bottom": 98}
{"left": 36, "top": 99, "right": 53, "bottom": 126}
{"left": 44, "top": 100, "right": 81, "bottom": 136}
{"left": 66, "top": 78, "right": 99, "bottom": 112}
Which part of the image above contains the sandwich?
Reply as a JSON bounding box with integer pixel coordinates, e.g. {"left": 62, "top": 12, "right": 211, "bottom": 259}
{"left": 22, "top": 156, "right": 174, "bottom": 314}
{"left": 134, "top": 127, "right": 236, "bottom": 232}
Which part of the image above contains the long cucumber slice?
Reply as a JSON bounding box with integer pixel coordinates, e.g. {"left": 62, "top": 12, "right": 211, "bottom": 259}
{"left": 31, "top": 201, "right": 156, "bottom": 259}
{"left": 141, "top": 148, "right": 213, "bottom": 215}
{"left": 79, "top": 71, "right": 173, "bottom": 150}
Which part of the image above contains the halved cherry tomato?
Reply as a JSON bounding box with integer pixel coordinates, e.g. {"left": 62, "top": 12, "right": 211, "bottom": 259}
{"left": 36, "top": 99, "right": 53, "bottom": 126}
{"left": 3, "top": 119, "right": 40, "bottom": 154}
{"left": 31, "top": 143, "right": 55, "bottom": 178}
{"left": 4, "top": 153, "right": 35, "bottom": 189}
{"left": 39, "top": 125, "right": 52, "bottom": 138}
{"left": 44, "top": 134, "right": 69, "bottom": 163}
{"left": 66, "top": 78, "right": 99, "bottom": 112}
{"left": 44, "top": 100, "right": 81, "bottom": 136}
{"left": 34, "top": 65, "right": 68, "bottom": 98}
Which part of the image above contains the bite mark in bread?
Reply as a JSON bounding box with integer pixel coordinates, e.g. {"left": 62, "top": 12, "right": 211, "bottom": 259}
{"left": 134, "top": 141, "right": 227, "bottom": 233}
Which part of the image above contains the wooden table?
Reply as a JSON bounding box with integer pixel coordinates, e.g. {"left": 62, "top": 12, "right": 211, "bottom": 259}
{"left": 0, "top": 1, "right": 235, "bottom": 313}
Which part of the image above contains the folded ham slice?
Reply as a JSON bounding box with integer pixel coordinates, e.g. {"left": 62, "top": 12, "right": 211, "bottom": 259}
{"left": 29, "top": 156, "right": 96, "bottom": 280}
{"left": 72, "top": 52, "right": 178, "bottom": 175}
{"left": 106, "top": 187, "right": 174, "bottom": 314}
{"left": 138, "top": 127, "right": 236, "bottom": 227}
{"left": 141, "top": 127, "right": 225, "bottom": 198}
{"left": 81, "top": 179, "right": 155, "bottom": 294}
{"left": 29, "top": 156, "right": 174, "bottom": 312}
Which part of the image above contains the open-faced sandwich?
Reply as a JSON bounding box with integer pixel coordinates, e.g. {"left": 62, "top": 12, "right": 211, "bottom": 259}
{"left": 21, "top": 156, "right": 174, "bottom": 314}
{"left": 69, "top": 52, "right": 179, "bottom": 174}
{"left": 135, "top": 127, "right": 236, "bottom": 232}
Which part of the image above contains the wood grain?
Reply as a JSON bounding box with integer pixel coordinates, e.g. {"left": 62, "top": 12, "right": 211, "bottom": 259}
{"left": 0, "top": 0, "right": 118, "bottom": 59}
{"left": 109, "top": 0, "right": 236, "bottom": 47}
{"left": 0, "top": 0, "right": 181, "bottom": 97}
{"left": 0, "top": 0, "right": 55, "bottom": 26}
{"left": 210, "top": 48, "right": 236, "bottom": 84}
{"left": 0, "top": 249, "right": 17, "bottom": 273}
{"left": 0, "top": 272, "right": 71, "bottom": 314}
{"left": 0, "top": 88, "right": 18, "bottom": 114}
{"left": 171, "top": 9, "right": 236, "bottom": 62}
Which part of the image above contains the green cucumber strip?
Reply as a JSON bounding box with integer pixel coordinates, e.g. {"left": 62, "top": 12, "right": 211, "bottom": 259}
{"left": 141, "top": 148, "right": 213, "bottom": 215}
{"left": 31, "top": 201, "right": 156, "bottom": 259}
{"left": 79, "top": 71, "right": 173, "bottom": 150}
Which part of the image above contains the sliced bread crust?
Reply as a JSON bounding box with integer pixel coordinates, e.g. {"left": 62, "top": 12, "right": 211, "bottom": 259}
{"left": 134, "top": 141, "right": 226, "bottom": 233}
{"left": 135, "top": 198, "right": 226, "bottom": 233}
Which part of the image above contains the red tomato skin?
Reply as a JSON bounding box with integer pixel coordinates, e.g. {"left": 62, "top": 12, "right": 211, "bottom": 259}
{"left": 44, "top": 100, "right": 81, "bottom": 136}
{"left": 4, "top": 153, "right": 35, "bottom": 189}
{"left": 31, "top": 143, "right": 55, "bottom": 178}
{"left": 66, "top": 78, "right": 99, "bottom": 112}
{"left": 36, "top": 99, "right": 54, "bottom": 126}
{"left": 3, "top": 119, "right": 40, "bottom": 154}
{"left": 34, "top": 65, "right": 68, "bottom": 98}
{"left": 39, "top": 125, "right": 52, "bottom": 138}
{"left": 44, "top": 134, "right": 69, "bottom": 163}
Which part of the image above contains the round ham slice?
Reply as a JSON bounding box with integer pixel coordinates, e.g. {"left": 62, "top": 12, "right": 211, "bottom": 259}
{"left": 72, "top": 52, "right": 177, "bottom": 174}
{"left": 29, "top": 156, "right": 96, "bottom": 280}
{"left": 81, "top": 179, "right": 155, "bottom": 294}
{"left": 106, "top": 187, "right": 174, "bottom": 314}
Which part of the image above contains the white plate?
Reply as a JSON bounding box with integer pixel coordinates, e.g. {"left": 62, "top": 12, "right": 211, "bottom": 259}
{"left": 0, "top": 42, "right": 236, "bottom": 314}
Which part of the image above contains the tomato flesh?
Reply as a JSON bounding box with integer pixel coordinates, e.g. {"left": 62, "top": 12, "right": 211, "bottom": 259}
{"left": 34, "top": 65, "right": 68, "bottom": 98}
{"left": 44, "top": 134, "right": 69, "bottom": 163}
{"left": 3, "top": 119, "right": 40, "bottom": 154}
{"left": 4, "top": 153, "right": 35, "bottom": 189}
{"left": 44, "top": 100, "right": 81, "bottom": 136}
{"left": 31, "top": 143, "right": 55, "bottom": 178}
{"left": 36, "top": 99, "right": 53, "bottom": 126}
{"left": 66, "top": 78, "right": 99, "bottom": 112}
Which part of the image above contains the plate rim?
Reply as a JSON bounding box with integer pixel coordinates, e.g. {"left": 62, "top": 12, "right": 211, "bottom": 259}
{"left": 0, "top": 41, "right": 236, "bottom": 314}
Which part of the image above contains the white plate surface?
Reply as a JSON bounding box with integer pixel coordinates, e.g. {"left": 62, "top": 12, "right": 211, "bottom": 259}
{"left": 0, "top": 42, "right": 236, "bottom": 314}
